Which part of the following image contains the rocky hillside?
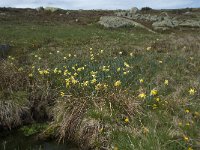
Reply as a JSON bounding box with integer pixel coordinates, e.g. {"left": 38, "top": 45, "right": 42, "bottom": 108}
{"left": 114, "top": 7, "right": 200, "bottom": 30}
{"left": 1, "top": 7, "right": 200, "bottom": 31}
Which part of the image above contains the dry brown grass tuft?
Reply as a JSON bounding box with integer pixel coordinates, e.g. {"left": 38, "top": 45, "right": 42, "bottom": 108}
{"left": 0, "top": 91, "right": 30, "bottom": 129}
{"left": 0, "top": 60, "right": 29, "bottom": 91}
{"left": 50, "top": 91, "right": 142, "bottom": 149}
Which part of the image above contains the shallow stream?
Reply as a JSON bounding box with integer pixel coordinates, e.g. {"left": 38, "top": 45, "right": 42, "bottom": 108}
{"left": 0, "top": 129, "right": 78, "bottom": 150}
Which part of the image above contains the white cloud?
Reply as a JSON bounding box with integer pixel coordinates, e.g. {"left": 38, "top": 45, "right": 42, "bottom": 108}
{"left": 0, "top": 0, "right": 199, "bottom": 9}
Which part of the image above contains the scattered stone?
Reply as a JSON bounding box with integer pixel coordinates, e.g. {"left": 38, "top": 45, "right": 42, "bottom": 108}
{"left": 0, "top": 12, "right": 6, "bottom": 16}
{"left": 36, "top": 7, "right": 44, "bottom": 12}
{"left": 66, "top": 11, "right": 70, "bottom": 15}
{"left": 44, "top": 7, "right": 60, "bottom": 12}
{"left": 130, "top": 7, "right": 139, "bottom": 14}
{"left": 0, "top": 44, "right": 11, "bottom": 59}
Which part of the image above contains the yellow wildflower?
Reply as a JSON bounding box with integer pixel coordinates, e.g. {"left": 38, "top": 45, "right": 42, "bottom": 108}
{"left": 164, "top": 79, "right": 169, "bottom": 85}
{"left": 124, "top": 62, "right": 130, "bottom": 68}
{"left": 189, "top": 88, "right": 196, "bottom": 95}
{"left": 139, "top": 79, "right": 144, "bottom": 83}
{"left": 123, "top": 72, "right": 127, "bottom": 75}
{"left": 28, "top": 73, "right": 33, "bottom": 77}
{"left": 77, "top": 67, "right": 84, "bottom": 72}
{"left": 83, "top": 81, "right": 89, "bottom": 87}
{"left": 186, "top": 122, "right": 190, "bottom": 126}
{"left": 60, "top": 92, "right": 65, "bottom": 97}
{"left": 188, "top": 147, "right": 193, "bottom": 150}
{"left": 95, "top": 83, "right": 102, "bottom": 90}
{"left": 150, "top": 89, "right": 158, "bottom": 96}
{"left": 54, "top": 68, "right": 58, "bottom": 73}
{"left": 39, "top": 70, "right": 44, "bottom": 75}
{"left": 114, "top": 80, "right": 121, "bottom": 87}
{"left": 183, "top": 135, "right": 189, "bottom": 142}
{"left": 124, "top": 117, "right": 129, "bottom": 123}
{"left": 152, "top": 104, "right": 158, "bottom": 109}
{"left": 138, "top": 93, "right": 146, "bottom": 99}
{"left": 90, "top": 71, "right": 98, "bottom": 76}
{"left": 178, "top": 122, "right": 182, "bottom": 126}
{"left": 58, "top": 70, "right": 62, "bottom": 74}
{"left": 65, "top": 79, "right": 70, "bottom": 87}
{"left": 71, "top": 76, "right": 78, "bottom": 84}
{"left": 194, "top": 111, "right": 200, "bottom": 117}
{"left": 185, "top": 109, "right": 190, "bottom": 113}
{"left": 18, "top": 67, "right": 23, "bottom": 71}
{"left": 103, "top": 84, "right": 108, "bottom": 89}
{"left": 91, "top": 78, "right": 97, "bottom": 84}
{"left": 64, "top": 70, "right": 69, "bottom": 76}
{"left": 147, "top": 47, "right": 151, "bottom": 51}
{"left": 117, "top": 68, "right": 121, "bottom": 72}
{"left": 102, "top": 66, "right": 110, "bottom": 72}
{"left": 156, "top": 97, "right": 160, "bottom": 102}
{"left": 43, "top": 70, "right": 49, "bottom": 74}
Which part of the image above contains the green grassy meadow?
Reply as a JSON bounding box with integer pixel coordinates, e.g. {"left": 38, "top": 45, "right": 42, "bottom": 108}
{"left": 0, "top": 9, "right": 200, "bottom": 150}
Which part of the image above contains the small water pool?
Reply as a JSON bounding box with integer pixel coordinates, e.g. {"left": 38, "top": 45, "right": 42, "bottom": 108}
{"left": 0, "top": 129, "right": 78, "bottom": 150}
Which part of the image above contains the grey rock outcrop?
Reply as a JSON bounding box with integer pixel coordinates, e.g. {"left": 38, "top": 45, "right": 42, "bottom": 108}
{"left": 152, "top": 17, "right": 178, "bottom": 30}
{"left": 179, "top": 20, "right": 200, "bottom": 27}
{"left": 99, "top": 16, "right": 139, "bottom": 28}
{"left": 98, "top": 16, "right": 155, "bottom": 33}
{"left": 114, "top": 9, "right": 200, "bottom": 31}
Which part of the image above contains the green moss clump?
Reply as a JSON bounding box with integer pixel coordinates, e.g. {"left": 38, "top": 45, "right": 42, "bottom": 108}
{"left": 20, "top": 123, "right": 48, "bottom": 137}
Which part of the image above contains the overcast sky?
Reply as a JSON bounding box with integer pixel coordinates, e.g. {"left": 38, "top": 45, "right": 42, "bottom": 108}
{"left": 0, "top": 0, "right": 200, "bottom": 10}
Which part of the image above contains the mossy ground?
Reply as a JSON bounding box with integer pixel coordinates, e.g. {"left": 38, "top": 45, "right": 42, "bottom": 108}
{"left": 0, "top": 8, "right": 200, "bottom": 150}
